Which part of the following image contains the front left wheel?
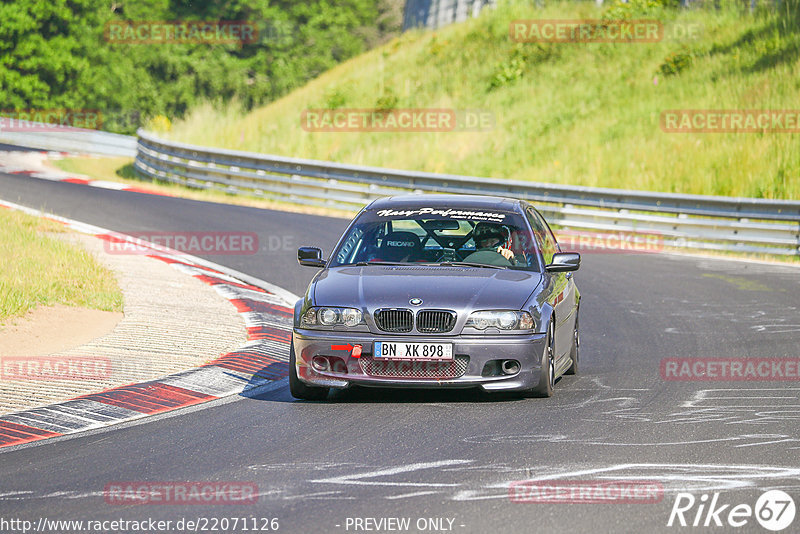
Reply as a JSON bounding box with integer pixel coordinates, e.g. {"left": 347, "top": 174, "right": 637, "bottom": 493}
{"left": 529, "top": 323, "right": 555, "bottom": 398}
{"left": 289, "top": 341, "right": 329, "bottom": 401}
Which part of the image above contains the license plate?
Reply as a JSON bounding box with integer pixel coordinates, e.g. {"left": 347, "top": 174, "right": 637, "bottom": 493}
{"left": 373, "top": 342, "right": 453, "bottom": 361}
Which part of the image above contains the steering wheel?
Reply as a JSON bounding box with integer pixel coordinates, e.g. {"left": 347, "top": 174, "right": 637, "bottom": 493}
{"left": 435, "top": 248, "right": 460, "bottom": 263}
{"left": 462, "top": 249, "right": 512, "bottom": 267}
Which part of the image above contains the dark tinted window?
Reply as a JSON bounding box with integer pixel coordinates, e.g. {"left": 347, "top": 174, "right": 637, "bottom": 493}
{"left": 330, "top": 208, "right": 541, "bottom": 270}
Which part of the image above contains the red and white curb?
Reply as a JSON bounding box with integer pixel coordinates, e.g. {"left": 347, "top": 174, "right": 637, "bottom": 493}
{"left": 0, "top": 152, "right": 169, "bottom": 196}
{"left": 0, "top": 199, "right": 299, "bottom": 449}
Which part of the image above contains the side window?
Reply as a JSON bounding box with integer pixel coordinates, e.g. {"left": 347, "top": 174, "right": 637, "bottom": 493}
{"left": 526, "top": 208, "right": 558, "bottom": 265}
{"left": 336, "top": 226, "right": 365, "bottom": 264}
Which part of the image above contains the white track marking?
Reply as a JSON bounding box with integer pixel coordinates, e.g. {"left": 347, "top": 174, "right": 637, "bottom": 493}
{"left": 311, "top": 460, "right": 472, "bottom": 487}
{"left": 385, "top": 490, "right": 439, "bottom": 500}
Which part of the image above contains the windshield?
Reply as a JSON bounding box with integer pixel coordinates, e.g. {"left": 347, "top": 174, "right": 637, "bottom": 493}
{"left": 330, "top": 208, "right": 540, "bottom": 271}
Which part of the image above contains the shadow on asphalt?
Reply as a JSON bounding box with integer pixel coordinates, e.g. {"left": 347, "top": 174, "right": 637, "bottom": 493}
{"left": 327, "top": 386, "right": 529, "bottom": 404}
{"left": 238, "top": 358, "right": 571, "bottom": 404}
{"left": 0, "top": 143, "right": 42, "bottom": 152}
{"left": 240, "top": 373, "right": 558, "bottom": 405}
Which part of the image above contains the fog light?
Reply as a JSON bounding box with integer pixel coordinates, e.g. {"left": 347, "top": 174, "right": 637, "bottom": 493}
{"left": 501, "top": 360, "right": 520, "bottom": 375}
{"left": 311, "top": 356, "right": 330, "bottom": 372}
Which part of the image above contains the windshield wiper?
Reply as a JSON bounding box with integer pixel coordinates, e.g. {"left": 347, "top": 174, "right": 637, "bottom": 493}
{"left": 354, "top": 261, "right": 412, "bottom": 266}
{"left": 353, "top": 261, "right": 505, "bottom": 270}
{"left": 437, "top": 261, "right": 506, "bottom": 270}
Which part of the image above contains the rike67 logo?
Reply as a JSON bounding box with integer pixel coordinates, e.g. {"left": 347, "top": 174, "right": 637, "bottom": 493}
{"left": 668, "top": 490, "right": 796, "bottom": 531}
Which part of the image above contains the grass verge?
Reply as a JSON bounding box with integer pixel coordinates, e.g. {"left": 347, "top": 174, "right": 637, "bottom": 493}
{"left": 0, "top": 208, "right": 123, "bottom": 323}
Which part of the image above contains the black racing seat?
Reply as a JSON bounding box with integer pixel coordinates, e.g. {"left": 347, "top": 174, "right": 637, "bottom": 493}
{"left": 376, "top": 231, "right": 422, "bottom": 262}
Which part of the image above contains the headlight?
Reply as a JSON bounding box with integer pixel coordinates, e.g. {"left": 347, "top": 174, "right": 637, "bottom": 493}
{"left": 300, "top": 307, "right": 364, "bottom": 328}
{"left": 340, "top": 308, "right": 362, "bottom": 327}
{"left": 319, "top": 308, "right": 338, "bottom": 325}
{"left": 465, "top": 310, "right": 534, "bottom": 331}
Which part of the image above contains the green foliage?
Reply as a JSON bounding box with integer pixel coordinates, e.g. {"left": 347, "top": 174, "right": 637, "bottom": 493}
{"left": 146, "top": 114, "right": 171, "bottom": 133}
{"left": 0, "top": 0, "right": 109, "bottom": 109}
{"left": 375, "top": 87, "right": 399, "bottom": 111}
{"left": 0, "top": 0, "right": 400, "bottom": 133}
{"left": 489, "top": 43, "right": 554, "bottom": 90}
{"left": 324, "top": 87, "right": 349, "bottom": 109}
{"left": 659, "top": 47, "right": 694, "bottom": 75}
{"left": 489, "top": 55, "right": 525, "bottom": 89}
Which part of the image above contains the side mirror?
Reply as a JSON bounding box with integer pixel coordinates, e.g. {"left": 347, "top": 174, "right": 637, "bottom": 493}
{"left": 546, "top": 252, "right": 580, "bottom": 273}
{"left": 298, "top": 246, "right": 326, "bottom": 268}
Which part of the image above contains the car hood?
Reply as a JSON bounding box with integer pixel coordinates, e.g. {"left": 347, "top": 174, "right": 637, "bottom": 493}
{"left": 311, "top": 265, "right": 541, "bottom": 311}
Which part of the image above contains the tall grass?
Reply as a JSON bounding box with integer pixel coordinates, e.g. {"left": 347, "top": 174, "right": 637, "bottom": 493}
{"left": 166, "top": 0, "right": 800, "bottom": 199}
{"left": 0, "top": 209, "right": 123, "bottom": 322}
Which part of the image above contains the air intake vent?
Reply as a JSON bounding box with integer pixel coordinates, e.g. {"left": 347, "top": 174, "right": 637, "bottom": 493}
{"left": 359, "top": 355, "right": 469, "bottom": 379}
{"left": 416, "top": 310, "right": 456, "bottom": 333}
{"left": 374, "top": 309, "right": 413, "bottom": 333}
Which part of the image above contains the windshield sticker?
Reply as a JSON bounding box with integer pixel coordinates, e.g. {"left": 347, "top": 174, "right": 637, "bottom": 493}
{"left": 375, "top": 208, "right": 507, "bottom": 222}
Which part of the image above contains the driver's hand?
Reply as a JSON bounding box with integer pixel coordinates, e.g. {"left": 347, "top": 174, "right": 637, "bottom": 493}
{"left": 497, "top": 246, "right": 514, "bottom": 261}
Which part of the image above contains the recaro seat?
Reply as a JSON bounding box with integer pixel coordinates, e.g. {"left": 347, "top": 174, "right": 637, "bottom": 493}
{"left": 375, "top": 231, "right": 422, "bottom": 262}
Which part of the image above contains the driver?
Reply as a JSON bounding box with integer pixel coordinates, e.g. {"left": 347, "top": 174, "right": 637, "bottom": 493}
{"left": 472, "top": 222, "right": 517, "bottom": 263}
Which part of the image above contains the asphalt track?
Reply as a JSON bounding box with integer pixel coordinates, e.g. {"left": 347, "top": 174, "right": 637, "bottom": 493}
{"left": 1, "top": 165, "right": 800, "bottom": 533}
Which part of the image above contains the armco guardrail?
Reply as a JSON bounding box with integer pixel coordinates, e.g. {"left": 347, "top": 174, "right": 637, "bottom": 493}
{"left": 135, "top": 129, "right": 800, "bottom": 255}
{"left": 0, "top": 123, "right": 136, "bottom": 157}
{"left": 403, "top": 0, "right": 497, "bottom": 31}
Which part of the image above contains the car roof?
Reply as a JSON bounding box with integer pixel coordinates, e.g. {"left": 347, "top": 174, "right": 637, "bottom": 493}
{"left": 366, "top": 194, "right": 524, "bottom": 212}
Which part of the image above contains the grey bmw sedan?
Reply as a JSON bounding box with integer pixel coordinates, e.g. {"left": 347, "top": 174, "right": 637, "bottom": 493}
{"left": 290, "top": 194, "right": 580, "bottom": 400}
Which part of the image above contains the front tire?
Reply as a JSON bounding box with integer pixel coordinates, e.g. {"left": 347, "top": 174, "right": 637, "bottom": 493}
{"left": 289, "top": 341, "right": 329, "bottom": 401}
{"left": 530, "top": 323, "right": 555, "bottom": 398}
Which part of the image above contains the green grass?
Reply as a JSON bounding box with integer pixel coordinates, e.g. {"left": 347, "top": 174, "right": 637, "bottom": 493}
{"left": 163, "top": 0, "right": 800, "bottom": 200}
{"left": 0, "top": 208, "right": 123, "bottom": 323}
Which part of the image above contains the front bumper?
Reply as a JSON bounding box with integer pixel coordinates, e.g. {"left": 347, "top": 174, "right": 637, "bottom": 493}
{"left": 292, "top": 328, "right": 547, "bottom": 392}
